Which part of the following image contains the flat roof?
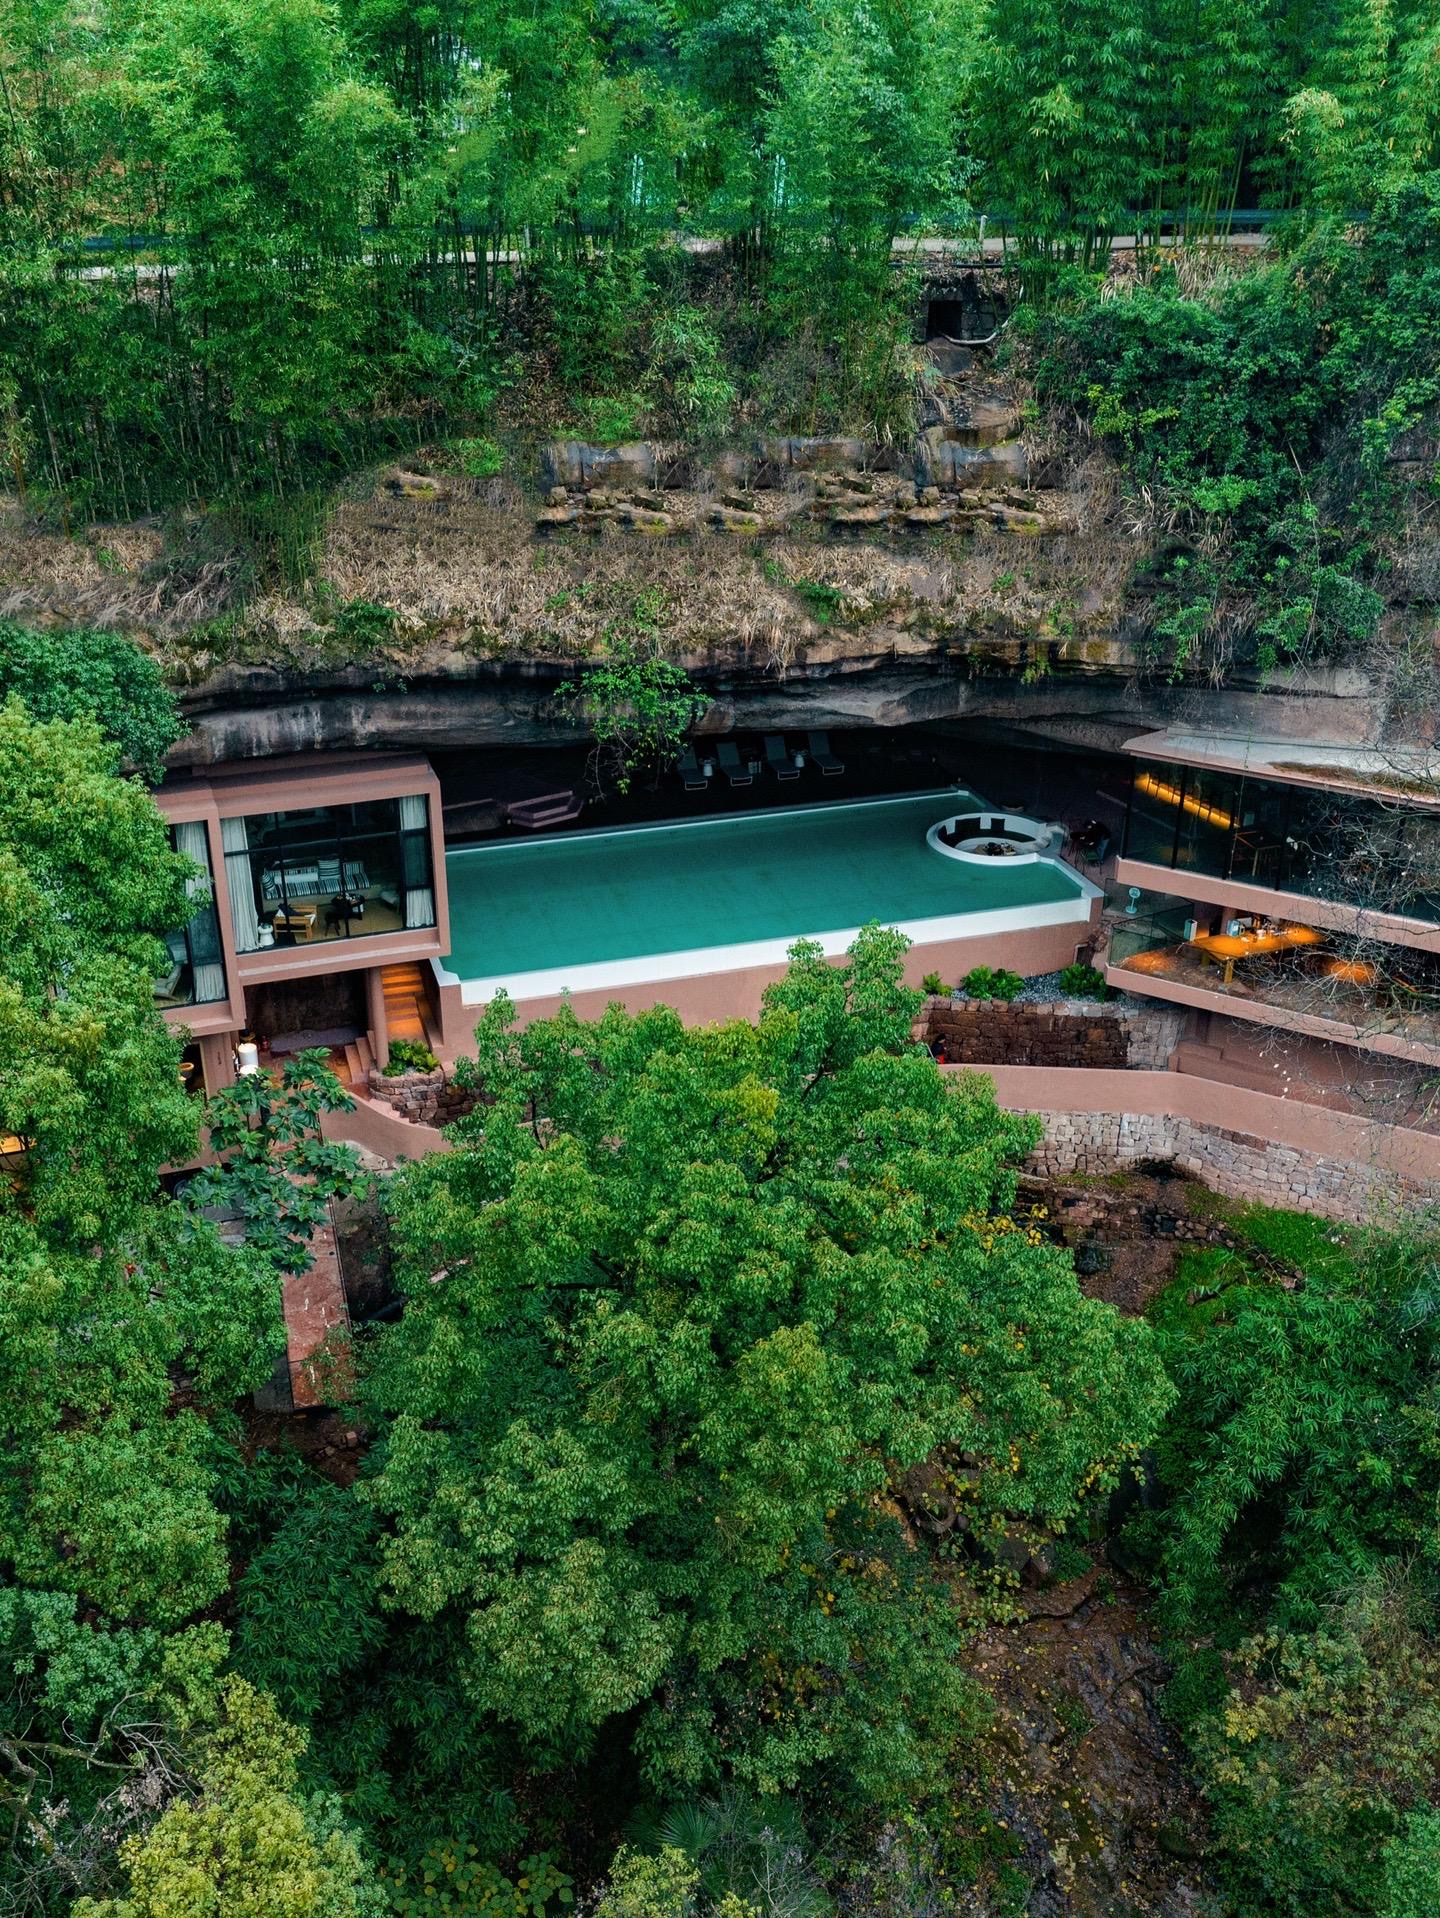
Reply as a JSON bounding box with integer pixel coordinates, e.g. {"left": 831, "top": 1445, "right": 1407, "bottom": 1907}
{"left": 1125, "top": 729, "right": 1440, "bottom": 806}
{"left": 154, "top": 752, "right": 438, "bottom": 816}
{"left": 442, "top": 790, "right": 1098, "bottom": 1002}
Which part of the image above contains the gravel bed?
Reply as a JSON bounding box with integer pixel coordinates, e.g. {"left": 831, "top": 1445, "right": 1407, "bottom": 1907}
{"left": 946, "top": 970, "right": 1069, "bottom": 1007}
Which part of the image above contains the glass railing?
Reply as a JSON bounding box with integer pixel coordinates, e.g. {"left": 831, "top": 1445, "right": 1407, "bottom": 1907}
{"left": 1108, "top": 907, "right": 1440, "bottom": 1048}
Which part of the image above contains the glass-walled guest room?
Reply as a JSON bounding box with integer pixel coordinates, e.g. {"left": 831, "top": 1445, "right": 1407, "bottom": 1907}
{"left": 221, "top": 796, "right": 436, "bottom": 953}
{"left": 1123, "top": 760, "right": 1440, "bottom": 924}
{"left": 155, "top": 821, "right": 227, "bottom": 1007}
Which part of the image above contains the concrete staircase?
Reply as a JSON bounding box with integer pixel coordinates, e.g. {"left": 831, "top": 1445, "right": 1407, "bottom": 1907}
{"left": 382, "top": 960, "right": 445, "bottom": 1055}
{"left": 340, "top": 1031, "right": 374, "bottom": 1088}
{"left": 315, "top": 961, "right": 457, "bottom": 1166}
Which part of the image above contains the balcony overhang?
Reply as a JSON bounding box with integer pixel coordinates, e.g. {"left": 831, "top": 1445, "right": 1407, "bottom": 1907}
{"left": 1105, "top": 956, "right": 1440, "bottom": 1070}
{"left": 234, "top": 925, "right": 443, "bottom": 985}
{"left": 1124, "top": 729, "right": 1440, "bottom": 808}
{"left": 1115, "top": 858, "right": 1440, "bottom": 954}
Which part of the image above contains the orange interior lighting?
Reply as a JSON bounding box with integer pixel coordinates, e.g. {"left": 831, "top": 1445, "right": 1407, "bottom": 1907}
{"left": 1123, "top": 949, "right": 1180, "bottom": 975}
{"left": 1135, "top": 770, "right": 1235, "bottom": 831}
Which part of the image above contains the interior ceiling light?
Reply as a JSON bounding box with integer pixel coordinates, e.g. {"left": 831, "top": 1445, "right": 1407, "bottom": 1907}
{"left": 1135, "top": 769, "right": 1235, "bottom": 831}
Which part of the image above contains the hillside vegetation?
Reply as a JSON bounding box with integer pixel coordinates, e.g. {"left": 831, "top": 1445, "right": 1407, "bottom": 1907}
{"left": 0, "top": 0, "right": 1438, "bottom": 698}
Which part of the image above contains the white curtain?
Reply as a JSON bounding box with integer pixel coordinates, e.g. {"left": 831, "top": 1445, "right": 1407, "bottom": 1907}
{"left": 221, "top": 815, "right": 262, "bottom": 952}
{"left": 174, "top": 819, "right": 227, "bottom": 1002}
{"left": 399, "top": 794, "right": 435, "bottom": 928}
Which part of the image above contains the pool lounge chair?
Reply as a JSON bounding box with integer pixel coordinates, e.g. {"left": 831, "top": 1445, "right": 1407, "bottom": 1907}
{"left": 676, "top": 745, "right": 710, "bottom": 792}
{"left": 717, "top": 741, "right": 754, "bottom": 788}
{"left": 807, "top": 731, "right": 844, "bottom": 776}
{"left": 765, "top": 735, "right": 801, "bottom": 781}
{"left": 505, "top": 790, "right": 585, "bottom": 830}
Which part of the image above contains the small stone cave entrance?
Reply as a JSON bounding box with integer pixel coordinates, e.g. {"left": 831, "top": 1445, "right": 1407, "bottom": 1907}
{"left": 924, "top": 274, "right": 1008, "bottom": 342}
{"left": 248, "top": 970, "right": 367, "bottom": 1051}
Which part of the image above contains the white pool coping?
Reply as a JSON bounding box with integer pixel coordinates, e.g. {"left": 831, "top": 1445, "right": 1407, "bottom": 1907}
{"left": 441, "top": 890, "right": 1093, "bottom": 1003}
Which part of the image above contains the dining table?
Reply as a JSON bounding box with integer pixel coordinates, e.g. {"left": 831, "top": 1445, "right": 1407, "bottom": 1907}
{"left": 1186, "top": 921, "right": 1327, "bottom": 985}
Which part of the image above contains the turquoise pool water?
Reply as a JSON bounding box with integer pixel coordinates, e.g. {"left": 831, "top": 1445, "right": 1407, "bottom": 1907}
{"left": 443, "top": 791, "right": 1092, "bottom": 997}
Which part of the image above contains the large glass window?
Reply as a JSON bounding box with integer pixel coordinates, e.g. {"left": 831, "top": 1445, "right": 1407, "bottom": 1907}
{"left": 157, "top": 821, "right": 227, "bottom": 1007}
{"left": 1123, "top": 760, "right": 1440, "bottom": 924}
{"left": 1172, "top": 768, "right": 1240, "bottom": 880}
{"left": 223, "top": 795, "right": 436, "bottom": 953}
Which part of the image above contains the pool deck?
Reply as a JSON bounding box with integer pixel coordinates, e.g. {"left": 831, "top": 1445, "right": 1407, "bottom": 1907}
{"left": 441, "top": 791, "right": 1100, "bottom": 1004}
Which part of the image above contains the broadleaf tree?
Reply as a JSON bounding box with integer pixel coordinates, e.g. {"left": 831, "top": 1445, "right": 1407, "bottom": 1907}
{"left": 363, "top": 926, "right": 1173, "bottom": 1801}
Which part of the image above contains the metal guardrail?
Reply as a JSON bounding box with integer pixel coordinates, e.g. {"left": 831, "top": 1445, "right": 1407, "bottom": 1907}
{"left": 68, "top": 210, "right": 1310, "bottom": 256}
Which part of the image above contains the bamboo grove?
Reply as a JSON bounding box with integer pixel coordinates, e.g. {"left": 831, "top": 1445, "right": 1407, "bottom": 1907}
{"left": 2, "top": 0, "right": 1440, "bottom": 518}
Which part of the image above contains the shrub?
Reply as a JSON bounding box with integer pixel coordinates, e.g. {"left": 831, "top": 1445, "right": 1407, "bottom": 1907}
{"left": 570, "top": 394, "right": 647, "bottom": 442}
{"left": 385, "top": 1040, "right": 439, "bottom": 1076}
{"left": 761, "top": 560, "right": 848, "bottom": 626}
{"left": 1059, "top": 961, "right": 1109, "bottom": 1001}
{"left": 332, "top": 599, "right": 397, "bottom": 648}
{"left": 452, "top": 436, "right": 504, "bottom": 477}
{"left": 920, "top": 971, "right": 946, "bottom": 996}
{"left": 381, "top": 1846, "right": 573, "bottom": 1917}
{"left": 961, "top": 966, "right": 1024, "bottom": 1002}
{"left": 644, "top": 305, "right": 737, "bottom": 441}
{"left": 1191, "top": 1577, "right": 1440, "bottom": 1918}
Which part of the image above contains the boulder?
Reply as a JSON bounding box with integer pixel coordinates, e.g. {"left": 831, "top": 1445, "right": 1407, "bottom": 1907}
{"left": 919, "top": 436, "right": 1030, "bottom": 491}
{"left": 762, "top": 435, "right": 870, "bottom": 472}
{"left": 709, "top": 449, "right": 756, "bottom": 486}
{"left": 924, "top": 340, "right": 977, "bottom": 376}
{"left": 830, "top": 502, "right": 892, "bottom": 528}
{"left": 385, "top": 469, "right": 449, "bottom": 500}
{"left": 709, "top": 505, "right": 764, "bottom": 534}
{"left": 540, "top": 441, "right": 658, "bottom": 492}
{"left": 990, "top": 504, "right": 1053, "bottom": 535}
{"left": 619, "top": 507, "right": 675, "bottom": 535}
{"left": 949, "top": 399, "right": 1023, "bottom": 448}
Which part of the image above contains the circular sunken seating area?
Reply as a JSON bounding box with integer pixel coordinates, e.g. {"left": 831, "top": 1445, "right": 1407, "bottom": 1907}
{"left": 927, "top": 811, "right": 1055, "bottom": 866}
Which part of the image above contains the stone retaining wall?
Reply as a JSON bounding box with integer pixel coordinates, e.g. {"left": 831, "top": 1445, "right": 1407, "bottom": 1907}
{"left": 925, "top": 998, "right": 1186, "bottom": 1071}
{"left": 367, "top": 1065, "right": 482, "bottom": 1128}
{"left": 1024, "top": 1109, "right": 1429, "bottom": 1222}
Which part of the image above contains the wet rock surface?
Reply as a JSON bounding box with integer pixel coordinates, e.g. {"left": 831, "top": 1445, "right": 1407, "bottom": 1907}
{"left": 961, "top": 1562, "right": 1210, "bottom": 1916}
{"left": 948, "top": 1171, "right": 1260, "bottom": 1912}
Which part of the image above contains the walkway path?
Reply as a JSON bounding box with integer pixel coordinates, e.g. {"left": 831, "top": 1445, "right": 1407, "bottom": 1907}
{"left": 252, "top": 1203, "right": 353, "bottom": 1413}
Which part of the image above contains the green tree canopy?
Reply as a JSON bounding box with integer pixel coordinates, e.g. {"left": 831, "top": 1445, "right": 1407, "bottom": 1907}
{"left": 0, "top": 702, "right": 290, "bottom": 1907}
{"left": 73, "top": 1674, "right": 383, "bottom": 1918}
{"left": 364, "top": 927, "right": 1172, "bottom": 1801}
{"left": 0, "top": 696, "right": 197, "bottom": 1241}
{"left": 0, "top": 623, "right": 182, "bottom": 781}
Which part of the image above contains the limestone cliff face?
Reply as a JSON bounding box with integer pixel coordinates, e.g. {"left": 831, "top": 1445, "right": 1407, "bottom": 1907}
{"left": 170, "top": 632, "right": 1387, "bottom": 768}
{"left": 1, "top": 394, "right": 1424, "bottom": 771}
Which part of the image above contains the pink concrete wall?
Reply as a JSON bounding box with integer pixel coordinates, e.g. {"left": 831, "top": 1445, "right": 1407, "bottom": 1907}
{"left": 970, "top": 1063, "right": 1440, "bottom": 1183}
{"left": 432, "top": 918, "right": 1095, "bottom": 1051}
{"left": 321, "top": 1096, "right": 450, "bottom": 1162}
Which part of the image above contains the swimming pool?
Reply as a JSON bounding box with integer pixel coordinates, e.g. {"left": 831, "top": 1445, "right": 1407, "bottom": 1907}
{"left": 441, "top": 790, "right": 1099, "bottom": 1003}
